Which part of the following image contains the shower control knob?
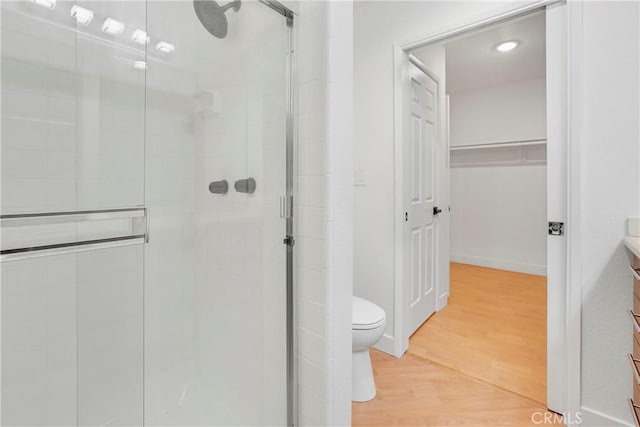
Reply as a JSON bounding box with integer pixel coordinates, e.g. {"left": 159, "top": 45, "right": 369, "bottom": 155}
{"left": 209, "top": 180, "right": 229, "bottom": 194}
{"left": 234, "top": 177, "right": 256, "bottom": 194}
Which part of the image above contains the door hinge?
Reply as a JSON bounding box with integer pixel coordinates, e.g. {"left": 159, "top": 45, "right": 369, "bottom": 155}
{"left": 283, "top": 235, "right": 295, "bottom": 247}
{"left": 548, "top": 222, "right": 564, "bottom": 236}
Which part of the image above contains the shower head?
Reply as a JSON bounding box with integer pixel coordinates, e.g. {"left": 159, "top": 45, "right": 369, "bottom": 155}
{"left": 193, "top": 0, "right": 241, "bottom": 39}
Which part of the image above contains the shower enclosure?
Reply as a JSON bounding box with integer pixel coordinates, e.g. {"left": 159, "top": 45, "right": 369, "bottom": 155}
{"left": 0, "top": 0, "right": 295, "bottom": 425}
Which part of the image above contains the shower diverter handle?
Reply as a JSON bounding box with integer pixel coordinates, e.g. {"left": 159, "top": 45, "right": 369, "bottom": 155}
{"left": 234, "top": 177, "right": 256, "bottom": 194}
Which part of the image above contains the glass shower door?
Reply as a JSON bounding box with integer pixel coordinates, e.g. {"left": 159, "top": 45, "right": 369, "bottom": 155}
{"left": 1, "top": 0, "right": 293, "bottom": 425}
{"left": 144, "top": 1, "right": 291, "bottom": 425}
{"left": 1, "top": 1, "right": 147, "bottom": 425}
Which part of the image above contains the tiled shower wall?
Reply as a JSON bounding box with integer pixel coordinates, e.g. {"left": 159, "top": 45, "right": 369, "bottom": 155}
{"left": 295, "top": 1, "right": 353, "bottom": 425}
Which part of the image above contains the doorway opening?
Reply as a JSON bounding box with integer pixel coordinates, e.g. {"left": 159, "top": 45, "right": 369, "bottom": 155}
{"left": 407, "top": 11, "right": 549, "bottom": 406}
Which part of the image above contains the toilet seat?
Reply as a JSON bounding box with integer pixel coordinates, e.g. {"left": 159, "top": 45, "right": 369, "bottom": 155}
{"left": 352, "top": 296, "right": 386, "bottom": 330}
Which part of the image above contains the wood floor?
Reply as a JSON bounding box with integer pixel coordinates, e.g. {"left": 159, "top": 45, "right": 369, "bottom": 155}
{"left": 352, "top": 350, "right": 559, "bottom": 426}
{"left": 409, "top": 263, "right": 547, "bottom": 405}
{"left": 352, "top": 263, "right": 551, "bottom": 426}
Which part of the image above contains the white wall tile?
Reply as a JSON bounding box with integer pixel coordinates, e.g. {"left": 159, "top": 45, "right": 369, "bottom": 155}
{"left": 298, "top": 267, "right": 327, "bottom": 306}
{"left": 3, "top": 89, "right": 48, "bottom": 121}
{"left": 298, "top": 386, "right": 329, "bottom": 426}
{"left": 299, "top": 80, "right": 327, "bottom": 115}
{"left": 1, "top": 254, "right": 77, "bottom": 426}
{"left": 2, "top": 117, "right": 47, "bottom": 150}
{"left": 298, "top": 112, "right": 326, "bottom": 146}
{"left": 47, "top": 95, "right": 76, "bottom": 124}
{"left": 298, "top": 207, "right": 326, "bottom": 240}
{"left": 298, "top": 327, "right": 326, "bottom": 369}
{"left": 76, "top": 246, "right": 144, "bottom": 426}
{"left": 298, "top": 143, "right": 326, "bottom": 176}
{"left": 299, "top": 297, "right": 326, "bottom": 336}
{"left": 295, "top": 1, "right": 353, "bottom": 425}
{"left": 296, "top": 237, "right": 327, "bottom": 271}
{"left": 298, "top": 176, "right": 326, "bottom": 208}
{"left": 298, "top": 357, "right": 329, "bottom": 405}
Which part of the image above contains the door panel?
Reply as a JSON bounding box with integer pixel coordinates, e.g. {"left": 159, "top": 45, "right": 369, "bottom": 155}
{"left": 411, "top": 113, "right": 422, "bottom": 201}
{"left": 404, "top": 61, "right": 439, "bottom": 337}
{"left": 144, "top": 1, "right": 289, "bottom": 425}
{"left": 424, "top": 121, "right": 435, "bottom": 202}
{"left": 410, "top": 228, "right": 422, "bottom": 307}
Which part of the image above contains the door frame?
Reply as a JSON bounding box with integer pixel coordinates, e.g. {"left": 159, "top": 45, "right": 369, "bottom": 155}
{"left": 255, "top": 1, "right": 296, "bottom": 425}
{"left": 391, "top": 0, "right": 581, "bottom": 417}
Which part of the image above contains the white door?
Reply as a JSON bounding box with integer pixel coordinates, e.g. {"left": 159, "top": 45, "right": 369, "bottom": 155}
{"left": 404, "top": 60, "right": 439, "bottom": 337}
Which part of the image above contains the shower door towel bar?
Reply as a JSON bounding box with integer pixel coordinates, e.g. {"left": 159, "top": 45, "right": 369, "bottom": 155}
{"left": 0, "top": 207, "right": 149, "bottom": 262}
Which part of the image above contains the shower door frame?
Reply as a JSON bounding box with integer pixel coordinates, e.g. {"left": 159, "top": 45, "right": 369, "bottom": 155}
{"left": 258, "top": 1, "right": 296, "bottom": 426}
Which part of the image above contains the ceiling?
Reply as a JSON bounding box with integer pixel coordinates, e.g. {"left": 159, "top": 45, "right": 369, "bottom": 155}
{"left": 413, "top": 12, "right": 546, "bottom": 94}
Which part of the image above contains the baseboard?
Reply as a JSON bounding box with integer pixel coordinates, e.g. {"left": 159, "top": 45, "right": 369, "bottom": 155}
{"left": 450, "top": 253, "right": 547, "bottom": 276}
{"left": 373, "top": 333, "right": 403, "bottom": 358}
{"left": 437, "top": 292, "right": 449, "bottom": 311}
{"left": 579, "top": 406, "right": 633, "bottom": 427}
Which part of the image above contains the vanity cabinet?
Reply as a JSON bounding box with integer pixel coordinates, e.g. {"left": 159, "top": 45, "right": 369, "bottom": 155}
{"left": 626, "top": 236, "right": 640, "bottom": 425}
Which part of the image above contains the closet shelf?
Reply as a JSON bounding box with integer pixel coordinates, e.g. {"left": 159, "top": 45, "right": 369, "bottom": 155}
{"left": 449, "top": 138, "right": 547, "bottom": 168}
{"left": 450, "top": 139, "right": 546, "bottom": 151}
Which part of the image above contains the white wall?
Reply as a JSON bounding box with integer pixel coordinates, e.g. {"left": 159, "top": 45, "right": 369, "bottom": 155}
{"left": 449, "top": 78, "right": 546, "bottom": 146}
{"left": 450, "top": 165, "right": 547, "bottom": 275}
{"left": 578, "top": 1, "right": 640, "bottom": 424}
{"left": 448, "top": 78, "right": 547, "bottom": 276}
{"left": 295, "top": 2, "right": 353, "bottom": 425}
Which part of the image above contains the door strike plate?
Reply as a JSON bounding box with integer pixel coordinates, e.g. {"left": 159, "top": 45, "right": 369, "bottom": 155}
{"left": 548, "top": 222, "right": 564, "bottom": 236}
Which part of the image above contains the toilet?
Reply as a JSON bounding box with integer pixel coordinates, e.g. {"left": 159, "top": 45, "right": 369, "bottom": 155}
{"left": 352, "top": 296, "right": 386, "bottom": 402}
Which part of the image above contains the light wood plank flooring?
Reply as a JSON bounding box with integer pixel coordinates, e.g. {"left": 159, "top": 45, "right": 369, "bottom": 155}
{"left": 409, "top": 262, "right": 547, "bottom": 405}
{"left": 352, "top": 263, "right": 551, "bottom": 425}
{"left": 352, "top": 350, "right": 559, "bottom": 426}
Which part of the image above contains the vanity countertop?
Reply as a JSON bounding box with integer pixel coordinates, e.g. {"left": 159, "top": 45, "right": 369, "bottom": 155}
{"left": 625, "top": 236, "right": 640, "bottom": 260}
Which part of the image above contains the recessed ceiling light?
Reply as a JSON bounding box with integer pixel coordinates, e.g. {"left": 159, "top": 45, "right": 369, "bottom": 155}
{"left": 102, "top": 18, "right": 124, "bottom": 35}
{"left": 494, "top": 40, "right": 520, "bottom": 52}
{"left": 30, "top": 0, "right": 56, "bottom": 9}
{"left": 131, "top": 29, "right": 150, "bottom": 45}
{"left": 156, "top": 41, "right": 175, "bottom": 53}
{"left": 70, "top": 5, "right": 94, "bottom": 25}
{"left": 133, "top": 60, "right": 148, "bottom": 71}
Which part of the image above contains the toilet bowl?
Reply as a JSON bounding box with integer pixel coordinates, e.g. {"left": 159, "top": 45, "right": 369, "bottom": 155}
{"left": 352, "top": 296, "right": 386, "bottom": 402}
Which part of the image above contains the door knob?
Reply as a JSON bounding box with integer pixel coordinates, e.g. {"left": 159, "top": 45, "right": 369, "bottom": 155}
{"left": 433, "top": 206, "right": 442, "bottom": 216}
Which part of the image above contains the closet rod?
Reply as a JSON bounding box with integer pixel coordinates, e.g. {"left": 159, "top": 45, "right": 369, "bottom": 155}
{"left": 449, "top": 138, "right": 547, "bottom": 151}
